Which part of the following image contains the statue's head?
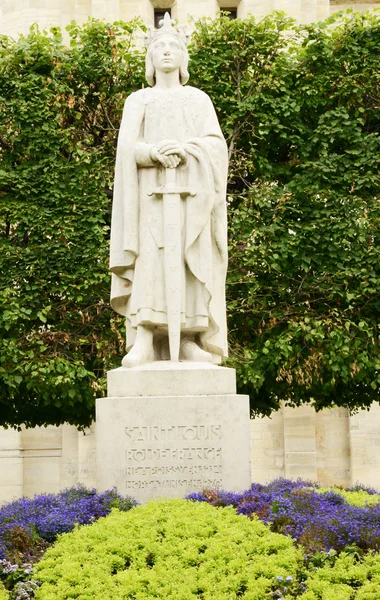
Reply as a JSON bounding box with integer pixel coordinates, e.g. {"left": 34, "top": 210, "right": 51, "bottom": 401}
{"left": 145, "top": 13, "right": 189, "bottom": 87}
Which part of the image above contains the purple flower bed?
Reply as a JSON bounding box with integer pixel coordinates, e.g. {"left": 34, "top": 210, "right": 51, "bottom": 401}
{"left": 0, "top": 486, "right": 137, "bottom": 561}
{"left": 187, "top": 478, "right": 380, "bottom": 553}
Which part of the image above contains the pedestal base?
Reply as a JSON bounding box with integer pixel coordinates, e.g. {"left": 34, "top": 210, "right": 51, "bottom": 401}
{"left": 96, "top": 363, "right": 251, "bottom": 503}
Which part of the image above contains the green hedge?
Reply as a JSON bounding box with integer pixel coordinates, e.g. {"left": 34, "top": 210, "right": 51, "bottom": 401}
{"left": 0, "top": 582, "right": 8, "bottom": 600}
{"left": 300, "top": 552, "right": 380, "bottom": 600}
{"left": 34, "top": 498, "right": 303, "bottom": 600}
{"left": 1, "top": 11, "right": 379, "bottom": 427}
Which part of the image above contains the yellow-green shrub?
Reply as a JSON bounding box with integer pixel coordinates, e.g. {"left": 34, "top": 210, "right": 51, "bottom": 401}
{"left": 317, "top": 488, "right": 380, "bottom": 508}
{"left": 300, "top": 552, "right": 380, "bottom": 600}
{"left": 0, "top": 582, "right": 8, "bottom": 600}
{"left": 35, "top": 498, "right": 303, "bottom": 600}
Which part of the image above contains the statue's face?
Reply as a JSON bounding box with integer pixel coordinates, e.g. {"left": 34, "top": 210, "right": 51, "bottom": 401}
{"left": 151, "top": 35, "right": 183, "bottom": 74}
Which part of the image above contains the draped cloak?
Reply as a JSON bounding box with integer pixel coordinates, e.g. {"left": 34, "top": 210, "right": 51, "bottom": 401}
{"left": 109, "top": 85, "right": 229, "bottom": 361}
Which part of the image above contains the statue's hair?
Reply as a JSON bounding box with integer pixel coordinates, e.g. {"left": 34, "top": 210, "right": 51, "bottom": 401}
{"left": 145, "top": 39, "right": 189, "bottom": 87}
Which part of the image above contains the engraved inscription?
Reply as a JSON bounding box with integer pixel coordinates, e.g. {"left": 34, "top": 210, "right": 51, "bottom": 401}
{"left": 125, "top": 424, "right": 223, "bottom": 492}
{"left": 126, "top": 447, "right": 222, "bottom": 461}
{"left": 127, "top": 479, "right": 223, "bottom": 490}
{"left": 127, "top": 465, "right": 222, "bottom": 476}
{"left": 126, "top": 425, "right": 222, "bottom": 442}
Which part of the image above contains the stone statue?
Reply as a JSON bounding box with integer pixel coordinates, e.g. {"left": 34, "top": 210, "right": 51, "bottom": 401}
{"left": 109, "top": 13, "right": 229, "bottom": 368}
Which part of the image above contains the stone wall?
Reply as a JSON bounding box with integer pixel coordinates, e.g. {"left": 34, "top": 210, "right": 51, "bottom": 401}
{"left": 1, "top": 0, "right": 379, "bottom": 38}
{"left": 1, "top": 403, "right": 380, "bottom": 504}
{"left": 0, "top": 424, "right": 96, "bottom": 504}
{"left": 251, "top": 405, "right": 351, "bottom": 487}
{"left": 250, "top": 404, "right": 380, "bottom": 489}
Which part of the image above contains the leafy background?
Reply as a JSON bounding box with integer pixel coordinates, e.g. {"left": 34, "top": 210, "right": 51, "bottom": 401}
{"left": 0, "top": 11, "right": 379, "bottom": 427}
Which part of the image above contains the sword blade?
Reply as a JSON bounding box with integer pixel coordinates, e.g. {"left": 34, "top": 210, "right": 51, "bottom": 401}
{"left": 163, "top": 187, "right": 181, "bottom": 362}
{"left": 148, "top": 168, "right": 194, "bottom": 362}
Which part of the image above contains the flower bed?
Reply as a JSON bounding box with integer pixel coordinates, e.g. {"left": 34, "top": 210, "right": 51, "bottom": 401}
{"left": 187, "top": 479, "right": 380, "bottom": 553}
{"left": 0, "top": 486, "right": 137, "bottom": 562}
{"left": 2, "top": 480, "right": 380, "bottom": 599}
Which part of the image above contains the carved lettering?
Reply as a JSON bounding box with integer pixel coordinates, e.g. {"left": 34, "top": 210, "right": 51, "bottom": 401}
{"left": 126, "top": 479, "right": 223, "bottom": 490}
{"left": 125, "top": 423, "right": 223, "bottom": 493}
{"left": 125, "top": 425, "right": 222, "bottom": 442}
{"left": 126, "top": 464, "right": 222, "bottom": 476}
{"left": 126, "top": 447, "right": 222, "bottom": 461}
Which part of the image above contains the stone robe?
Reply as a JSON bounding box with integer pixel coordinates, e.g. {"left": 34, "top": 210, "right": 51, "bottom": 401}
{"left": 109, "top": 85, "right": 228, "bottom": 361}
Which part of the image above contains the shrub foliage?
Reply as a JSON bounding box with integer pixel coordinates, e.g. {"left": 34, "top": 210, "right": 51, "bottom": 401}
{"left": 34, "top": 498, "right": 303, "bottom": 600}
{"left": 0, "top": 582, "right": 7, "bottom": 600}
{"left": 300, "top": 551, "right": 380, "bottom": 600}
{"left": 0, "top": 11, "right": 379, "bottom": 426}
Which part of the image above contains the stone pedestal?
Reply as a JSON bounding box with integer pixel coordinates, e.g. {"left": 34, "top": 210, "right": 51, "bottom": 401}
{"left": 96, "top": 362, "right": 251, "bottom": 503}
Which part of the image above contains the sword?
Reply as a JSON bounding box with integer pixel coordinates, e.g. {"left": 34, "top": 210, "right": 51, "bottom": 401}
{"left": 148, "top": 167, "right": 195, "bottom": 361}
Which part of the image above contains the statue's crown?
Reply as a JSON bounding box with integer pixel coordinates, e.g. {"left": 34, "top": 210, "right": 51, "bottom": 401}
{"left": 145, "top": 12, "right": 188, "bottom": 49}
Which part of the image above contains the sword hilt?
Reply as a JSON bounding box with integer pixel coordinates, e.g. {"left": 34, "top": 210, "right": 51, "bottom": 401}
{"left": 148, "top": 186, "right": 195, "bottom": 197}
{"left": 148, "top": 167, "right": 196, "bottom": 198}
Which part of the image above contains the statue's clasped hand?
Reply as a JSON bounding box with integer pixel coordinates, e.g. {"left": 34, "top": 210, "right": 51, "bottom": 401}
{"left": 150, "top": 139, "right": 187, "bottom": 169}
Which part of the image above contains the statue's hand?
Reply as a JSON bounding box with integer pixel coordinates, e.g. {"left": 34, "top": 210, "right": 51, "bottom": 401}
{"left": 150, "top": 145, "right": 181, "bottom": 168}
{"left": 155, "top": 140, "right": 188, "bottom": 165}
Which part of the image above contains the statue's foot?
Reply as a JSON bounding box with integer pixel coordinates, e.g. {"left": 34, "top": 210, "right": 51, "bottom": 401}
{"left": 122, "top": 326, "right": 154, "bottom": 368}
{"left": 122, "top": 344, "right": 154, "bottom": 368}
{"left": 180, "top": 339, "right": 212, "bottom": 363}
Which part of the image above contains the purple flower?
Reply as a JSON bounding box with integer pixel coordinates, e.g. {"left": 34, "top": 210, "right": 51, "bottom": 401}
{"left": 186, "top": 478, "right": 380, "bottom": 554}
{"left": 0, "top": 485, "right": 137, "bottom": 560}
